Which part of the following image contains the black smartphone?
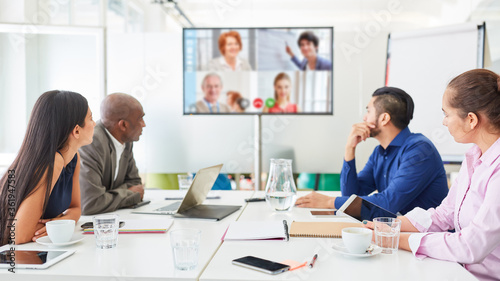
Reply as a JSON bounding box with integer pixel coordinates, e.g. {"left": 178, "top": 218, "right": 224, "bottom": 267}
{"left": 80, "top": 221, "right": 125, "bottom": 229}
{"left": 232, "top": 256, "right": 290, "bottom": 275}
{"left": 245, "top": 197, "right": 266, "bottom": 202}
{"left": 338, "top": 194, "right": 397, "bottom": 221}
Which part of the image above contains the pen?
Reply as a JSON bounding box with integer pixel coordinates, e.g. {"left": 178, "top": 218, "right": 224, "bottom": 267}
{"left": 165, "top": 196, "right": 220, "bottom": 200}
{"left": 283, "top": 220, "right": 289, "bottom": 242}
{"left": 308, "top": 254, "right": 318, "bottom": 268}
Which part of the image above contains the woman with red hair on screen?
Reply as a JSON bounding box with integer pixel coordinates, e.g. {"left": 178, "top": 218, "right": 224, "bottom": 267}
{"left": 207, "top": 31, "right": 252, "bottom": 71}
{"left": 263, "top": 73, "right": 300, "bottom": 113}
{"left": 226, "top": 91, "right": 247, "bottom": 113}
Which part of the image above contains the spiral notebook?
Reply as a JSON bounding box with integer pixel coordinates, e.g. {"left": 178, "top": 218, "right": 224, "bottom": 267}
{"left": 289, "top": 221, "right": 362, "bottom": 238}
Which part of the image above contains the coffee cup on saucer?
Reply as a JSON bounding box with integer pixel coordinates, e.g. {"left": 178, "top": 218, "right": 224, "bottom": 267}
{"left": 46, "top": 220, "right": 75, "bottom": 243}
{"left": 342, "top": 227, "right": 373, "bottom": 254}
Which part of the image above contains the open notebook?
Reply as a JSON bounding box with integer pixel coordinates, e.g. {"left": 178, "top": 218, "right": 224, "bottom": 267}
{"left": 289, "top": 221, "right": 362, "bottom": 238}
{"left": 83, "top": 218, "right": 174, "bottom": 234}
{"left": 222, "top": 221, "right": 289, "bottom": 241}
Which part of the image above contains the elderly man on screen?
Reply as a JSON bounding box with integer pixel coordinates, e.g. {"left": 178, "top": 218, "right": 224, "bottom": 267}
{"left": 195, "top": 73, "right": 231, "bottom": 113}
{"left": 79, "top": 93, "right": 146, "bottom": 215}
{"left": 296, "top": 87, "right": 449, "bottom": 215}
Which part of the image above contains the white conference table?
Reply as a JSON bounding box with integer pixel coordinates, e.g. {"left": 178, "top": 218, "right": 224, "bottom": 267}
{"left": 2, "top": 190, "right": 478, "bottom": 281}
{"left": 200, "top": 191, "right": 478, "bottom": 281}
{"left": 2, "top": 189, "right": 254, "bottom": 281}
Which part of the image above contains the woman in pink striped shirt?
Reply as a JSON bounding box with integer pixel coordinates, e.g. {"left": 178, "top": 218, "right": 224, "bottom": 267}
{"left": 391, "top": 69, "right": 500, "bottom": 281}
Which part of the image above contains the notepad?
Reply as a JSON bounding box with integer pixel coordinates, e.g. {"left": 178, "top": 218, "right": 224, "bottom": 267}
{"left": 83, "top": 218, "right": 174, "bottom": 234}
{"left": 222, "top": 221, "right": 288, "bottom": 241}
{"left": 289, "top": 221, "right": 363, "bottom": 238}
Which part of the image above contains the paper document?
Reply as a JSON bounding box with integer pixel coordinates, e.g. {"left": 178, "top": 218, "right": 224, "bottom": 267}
{"left": 223, "top": 221, "right": 287, "bottom": 241}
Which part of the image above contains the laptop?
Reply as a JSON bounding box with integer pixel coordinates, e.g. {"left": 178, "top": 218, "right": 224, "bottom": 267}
{"left": 133, "top": 164, "right": 241, "bottom": 220}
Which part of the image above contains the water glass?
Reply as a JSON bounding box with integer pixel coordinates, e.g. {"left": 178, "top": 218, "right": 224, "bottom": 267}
{"left": 264, "top": 159, "right": 297, "bottom": 211}
{"left": 177, "top": 174, "right": 193, "bottom": 191}
{"left": 93, "top": 214, "right": 119, "bottom": 249}
{"left": 170, "top": 229, "right": 201, "bottom": 271}
{"left": 374, "top": 217, "right": 401, "bottom": 254}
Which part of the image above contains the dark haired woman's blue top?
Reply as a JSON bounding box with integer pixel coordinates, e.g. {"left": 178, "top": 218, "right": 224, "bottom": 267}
{"left": 291, "top": 55, "right": 332, "bottom": 70}
{"left": 42, "top": 153, "right": 78, "bottom": 219}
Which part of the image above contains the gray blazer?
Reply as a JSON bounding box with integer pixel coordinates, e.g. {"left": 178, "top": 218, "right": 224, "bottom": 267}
{"left": 79, "top": 121, "right": 142, "bottom": 215}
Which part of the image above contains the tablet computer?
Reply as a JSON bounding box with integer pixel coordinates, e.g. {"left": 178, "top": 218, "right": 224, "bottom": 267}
{"left": 0, "top": 247, "right": 75, "bottom": 269}
{"left": 337, "top": 194, "right": 397, "bottom": 222}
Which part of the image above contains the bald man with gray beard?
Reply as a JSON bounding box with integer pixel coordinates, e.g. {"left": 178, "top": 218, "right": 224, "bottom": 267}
{"left": 79, "top": 93, "right": 147, "bottom": 215}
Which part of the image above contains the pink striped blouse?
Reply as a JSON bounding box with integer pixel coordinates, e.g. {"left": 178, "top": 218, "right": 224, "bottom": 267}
{"left": 407, "top": 137, "right": 500, "bottom": 281}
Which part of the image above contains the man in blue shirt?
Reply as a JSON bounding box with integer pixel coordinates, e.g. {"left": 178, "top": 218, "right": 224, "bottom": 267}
{"left": 296, "top": 87, "right": 448, "bottom": 214}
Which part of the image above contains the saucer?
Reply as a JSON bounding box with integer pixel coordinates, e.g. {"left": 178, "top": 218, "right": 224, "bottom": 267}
{"left": 36, "top": 234, "right": 85, "bottom": 247}
{"left": 331, "top": 242, "right": 382, "bottom": 258}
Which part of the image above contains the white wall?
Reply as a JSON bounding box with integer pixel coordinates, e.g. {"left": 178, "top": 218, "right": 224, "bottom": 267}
{"left": 0, "top": 25, "right": 104, "bottom": 167}
{"left": 0, "top": 0, "right": 24, "bottom": 23}
{"left": 0, "top": 33, "right": 27, "bottom": 156}
{"left": 3, "top": 0, "right": 500, "bottom": 175}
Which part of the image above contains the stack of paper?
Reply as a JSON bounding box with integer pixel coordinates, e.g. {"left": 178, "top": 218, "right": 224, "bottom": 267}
{"left": 83, "top": 218, "right": 174, "bottom": 234}
{"left": 222, "top": 221, "right": 287, "bottom": 241}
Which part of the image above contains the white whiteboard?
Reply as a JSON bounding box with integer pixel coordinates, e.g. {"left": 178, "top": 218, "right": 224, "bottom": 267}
{"left": 386, "top": 23, "right": 485, "bottom": 162}
{"left": 257, "top": 29, "right": 298, "bottom": 71}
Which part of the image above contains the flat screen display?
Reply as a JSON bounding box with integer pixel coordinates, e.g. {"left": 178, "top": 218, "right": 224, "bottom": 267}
{"left": 183, "top": 27, "right": 334, "bottom": 115}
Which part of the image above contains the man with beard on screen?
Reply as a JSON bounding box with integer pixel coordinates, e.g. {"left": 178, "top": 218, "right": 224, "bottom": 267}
{"left": 296, "top": 87, "right": 449, "bottom": 215}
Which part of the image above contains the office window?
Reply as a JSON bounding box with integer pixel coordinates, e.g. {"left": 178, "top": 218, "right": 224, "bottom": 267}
{"left": 74, "top": 0, "right": 101, "bottom": 26}
{"left": 36, "top": 0, "right": 71, "bottom": 25}
{"left": 0, "top": 26, "right": 105, "bottom": 169}
{"left": 108, "top": 0, "right": 144, "bottom": 33}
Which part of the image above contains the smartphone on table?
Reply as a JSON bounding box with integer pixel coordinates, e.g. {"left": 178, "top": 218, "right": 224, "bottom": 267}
{"left": 80, "top": 221, "right": 125, "bottom": 229}
{"left": 232, "top": 256, "right": 290, "bottom": 275}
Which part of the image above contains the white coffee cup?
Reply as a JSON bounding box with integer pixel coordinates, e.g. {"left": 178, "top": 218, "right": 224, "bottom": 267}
{"left": 46, "top": 220, "right": 75, "bottom": 243}
{"left": 342, "top": 227, "right": 373, "bottom": 254}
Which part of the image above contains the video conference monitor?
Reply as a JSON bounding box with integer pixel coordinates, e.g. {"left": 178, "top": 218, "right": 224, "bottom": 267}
{"left": 183, "top": 27, "right": 334, "bottom": 115}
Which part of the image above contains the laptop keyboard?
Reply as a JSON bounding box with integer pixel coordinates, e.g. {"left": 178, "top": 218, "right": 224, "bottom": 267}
{"left": 154, "top": 201, "right": 182, "bottom": 212}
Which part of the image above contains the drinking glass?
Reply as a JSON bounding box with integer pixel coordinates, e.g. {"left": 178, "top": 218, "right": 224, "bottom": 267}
{"left": 264, "top": 159, "right": 297, "bottom": 211}
{"left": 177, "top": 174, "right": 193, "bottom": 191}
{"left": 170, "top": 229, "right": 201, "bottom": 270}
{"left": 93, "top": 214, "right": 119, "bottom": 249}
{"left": 374, "top": 217, "right": 401, "bottom": 254}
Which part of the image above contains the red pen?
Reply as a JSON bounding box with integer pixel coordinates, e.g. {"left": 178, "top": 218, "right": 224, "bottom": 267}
{"left": 308, "top": 254, "right": 318, "bottom": 268}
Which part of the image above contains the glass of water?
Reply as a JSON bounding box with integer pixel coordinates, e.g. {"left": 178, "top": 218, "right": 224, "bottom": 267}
{"left": 264, "top": 159, "right": 297, "bottom": 211}
{"left": 170, "top": 229, "right": 201, "bottom": 271}
{"left": 374, "top": 217, "right": 401, "bottom": 254}
{"left": 177, "top": 174, "right": 193, "bottom": 191}
{"left": 93, "top": 214, "right": 119, "bottom": 249}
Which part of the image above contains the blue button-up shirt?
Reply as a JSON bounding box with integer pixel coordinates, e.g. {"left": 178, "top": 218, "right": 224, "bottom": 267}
{"left": 334, "top": 127, "right": 449, "bottom": 215}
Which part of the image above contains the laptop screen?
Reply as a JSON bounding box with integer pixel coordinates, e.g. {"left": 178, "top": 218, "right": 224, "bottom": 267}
{"left": 177, "top": 164, "right": 223, "bottom": 213}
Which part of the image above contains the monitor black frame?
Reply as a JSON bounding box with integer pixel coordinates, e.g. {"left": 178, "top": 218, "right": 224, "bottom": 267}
{"left": 182, "top": 26, "right": 334, "bottom": 116}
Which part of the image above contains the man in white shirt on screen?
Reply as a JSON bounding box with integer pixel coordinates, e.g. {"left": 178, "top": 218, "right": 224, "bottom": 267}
{"left": 195, "top": 73, "right": 231, "bottom": 113}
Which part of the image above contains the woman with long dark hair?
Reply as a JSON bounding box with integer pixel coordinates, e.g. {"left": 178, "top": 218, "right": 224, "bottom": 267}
{"left": 0, "top": 90, "right": 95, "bottom": 245}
